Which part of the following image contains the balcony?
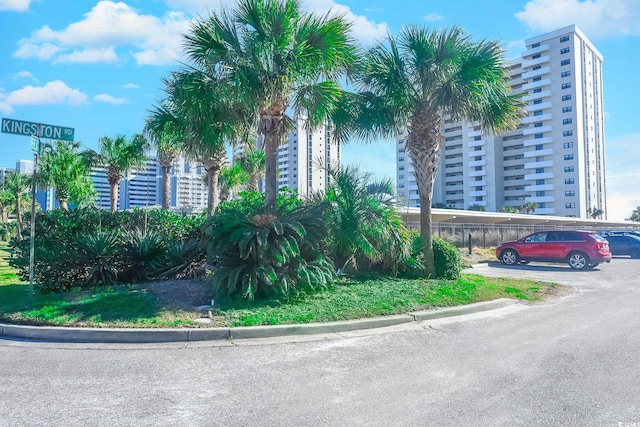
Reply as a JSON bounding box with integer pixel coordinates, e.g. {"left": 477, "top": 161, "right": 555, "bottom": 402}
{"left": 469, "top": 190, "right": 487, "bottom": 197}
{"left": 522, "top": 78, "right": 551, "bottom": 91}
{"left": 523, "top": 90, "right": 551, "bottom": 102}
{"left": 523, "top": 125, "right": 552, "bottom": 135}
{"left": 503, "top": 159, "right": 524, "bottom": 168}
{"left": 524, "top": 148, "right": 553, "bottom": 158}
{"left": 522, "top": 113, "right": 552, "bottom": 124}
{"left": 469, "top": 180, "right": 486, "bottom": 186}
{"left": 522, "top": 66, "right": 551, "bottom": 79}
{"left": 524, "top": 136, "right": 553, "bottom": 146}
{"left": 525, "top": 184, "right": 554, "bottom": 192}
{"left": 524, "top": 160, "right": 554, "bottom": 169}
{"left": 522, "top": 55, "right": 550, "bottom": 68}
{"left": 468, "top": 150, "right": 486, "bottom": 158}
{"left": 468, "top": 170, "right": 486, "bottom": 177}
{"left": 468, "top": 159, "right": 486, "bottom": 167}
{"left": 468, "top": 139, "right": 485, "bottom": 147}
{"left": 524, "top": 172, "right": 554, "bottom": 180}
{"left": 467, "top": 130, "right": 483, "bottom": 138}
{"left": 535, "top": 207, "right": 556, "bottom": 215}
{"left": 522, "top": 44, "right": 550, "bottom": 57}
{"left": 528, "top": 196, "right": 555, "bottom": 203}
{"left": 526, "top": 101, "right": 551, "bottom": 111}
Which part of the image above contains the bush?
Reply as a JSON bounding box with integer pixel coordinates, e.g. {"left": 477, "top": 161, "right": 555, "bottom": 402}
{"left": 161, "top": 238, "right": 206, "bottom": 280}
{"left": 433, "top": 236, "right": 461, "bottom": 280}
{"left": 119, "top": 229, "right": 167, "bottom": 282}
{"left": 203, "top": 203, "right": 336, "bottom": 300}
{"left": 76, "top": 230, "right": 120, "bottom": 287}
{"left": 10, "top": 207, "right": 205, "bottom": 292}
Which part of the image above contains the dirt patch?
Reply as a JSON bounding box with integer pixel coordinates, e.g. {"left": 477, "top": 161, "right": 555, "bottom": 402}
{"left": 459, "top": 247, "right": 497, "bottom": 267}
{"left": 140, "top": 279, "right": 212, "bottom": 311}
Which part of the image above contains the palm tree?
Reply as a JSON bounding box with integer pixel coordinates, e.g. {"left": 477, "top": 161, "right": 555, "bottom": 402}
{"left": 145, "top": 104, "right": 184, "bottom": 209}
{"left": 519, "top": 201, "right": 538, "bottom": 214}
{"left": 628, "top": 207, "right": 640, "bottom": 222}
{"left": 236, "top": 142, "right": 266, "bottom": 193}
{"left": 183, "top": 0, "right": 358, "bottom": 213}
{"left": 354, "top": 26, "right": 524, "bottom": 276}
{"left": 218, "top": 163, "right": 248, "bottom": 202}
{"left": 0, "top": 190, "right": 12, "bottom": 223}
{"left": 90, "top": 134, "right": 149, "bottom": 211}
{"left": 37, "top": 140, "right": 95, "bottom": 210}
{"left": 4, "top": 172, "right": 31, "bottom": 236}
{"left": 589, "top": 207, "right": 604, "bottom": 219}
{"left": 500, "top": 206, "right": 518, "bottom": 213}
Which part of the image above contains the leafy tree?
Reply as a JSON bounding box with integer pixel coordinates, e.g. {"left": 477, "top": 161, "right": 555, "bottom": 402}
{"left": 628, "top": 207, "right": 640, "bottom": 222}
{"left": 354, "top": 26, "right": 524, "bottom": 276}
{"left": 589, "top": 207, "right": 604, "bottom": 219}
{"left": 145, "top": 107, "right": 184, "bottom": 209}
{"left": 38, "top": 140, "right": 95, "bottom": 210}
{"left": 316, "top": 165, "right": 410, "bottom": 273}
{"left": 468, "top": 204, "right": 486, "bottom": 212}
{"left": 519, "top": 201, "right": 538, "bottom": 214}
{"left": 500, "top": 206, "right": 518, "bottom": 213}
{"left": 183, "top": 0, "right": 358, "bottom": 213}
{"left": 219, "top": 163, "right": 248, "bottom": 202}
{"left": 89, "top": 134, "right": 149, "bottom": 211}
{"left": 4, "top": 172, "right": 31, "bottom": 236}
{"left": 0, "top": 190, "right": 12, "bottom": 223}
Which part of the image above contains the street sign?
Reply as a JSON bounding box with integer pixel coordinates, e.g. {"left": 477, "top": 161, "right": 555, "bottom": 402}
{"left": 1, "top": 117, "right": 75, "bottom": 142}
{"left": 30, "top": 135, "right": 40, "bottom": 154}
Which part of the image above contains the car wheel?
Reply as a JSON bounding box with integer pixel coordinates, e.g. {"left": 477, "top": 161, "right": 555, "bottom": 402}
{"left": 629, "top": 249, "right": 640, "bottom": 259}
{"left": 568, "top": 252, "right": 589, "bottom": 270}
{"left": 501, "top": 249, "right": 519, "bottom": 265}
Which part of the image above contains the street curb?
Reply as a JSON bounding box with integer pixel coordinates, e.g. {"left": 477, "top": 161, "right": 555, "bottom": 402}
{"left": 0, "top": 298, "right": 516, "bottom": 344}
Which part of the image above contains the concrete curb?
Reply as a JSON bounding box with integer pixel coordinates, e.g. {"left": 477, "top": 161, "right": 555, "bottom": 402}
{"left": 0, "top": 298, "right": 516, "bottom": 344}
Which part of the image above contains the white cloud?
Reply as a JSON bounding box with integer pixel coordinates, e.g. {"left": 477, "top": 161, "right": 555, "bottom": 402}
{"left": 605, "top": 132, "right": 640, "bottom": 220}
{"left": 516, "top": 0, "right": 640, "bottom": 38}
{"left": 94, "top": 93, "right": 128, "bottom": 104}
{"left": 12, "top": 70, "right": 35, "bottom": 80}
{"left": 13, "top": 1, "right": 191, "bottom": 65}
{"left": 304, "top": 0, "right": 389, "bottom": 43}
{"left": 0, "top": 0, "right": 31, "bottom": 12}
{"left": 163, "top": 0, "right": 230, "bottom": 14}
{"left": 121, "top": 83, "right": 139, "bottom": 89}
{"left": 3, "top": 80, "right": 88, "bottom": 109}
{"left": 54, "top": 48, "right": 118, "bottom": 64}
{"left": 424, "top": 13, "right": 444, "bottom": 22}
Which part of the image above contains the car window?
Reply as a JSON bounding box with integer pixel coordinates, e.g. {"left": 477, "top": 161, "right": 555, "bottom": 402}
{"left": 606, "top": 236, "right": 624, "bottom": 242}
{"left": 525, "top": 233, "right": 546, "bottom": 243}
{"left": 591, "top": 234, "right": 606, "bottom": 242}
{"left": 564, "top": 232, "right": 586, "bottom": 241}
{"left": 545, "top": 232, "right": 559, "bottom": 242}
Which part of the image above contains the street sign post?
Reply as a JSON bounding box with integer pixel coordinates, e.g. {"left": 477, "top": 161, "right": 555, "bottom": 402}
{"left": 30, "top": 135, "right": 41, "bottom": 154}
{"left": 1, "top": 117, "right": 75, "bottom": 142}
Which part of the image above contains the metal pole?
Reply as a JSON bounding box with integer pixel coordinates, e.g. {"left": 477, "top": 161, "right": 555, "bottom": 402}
{"left": 28, "top": 127, "right": 41, "bottom": 303}
{"left": 468, "top": 233, "right": 472, "bottom": 255}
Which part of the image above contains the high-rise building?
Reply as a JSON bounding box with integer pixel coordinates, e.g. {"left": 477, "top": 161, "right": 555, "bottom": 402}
{"left": 396, "top": 25, "right": 607, "bottom": 219}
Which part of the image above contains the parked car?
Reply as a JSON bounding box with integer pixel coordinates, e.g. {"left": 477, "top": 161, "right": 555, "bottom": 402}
{"left": 601, "top": 230, "right": 640, "bottom": 238}
{"left": 496, "top": 230, "right": 612, "bottom": 270}
{"left": 603, "top": 234, "right": 640, "bottom": 258}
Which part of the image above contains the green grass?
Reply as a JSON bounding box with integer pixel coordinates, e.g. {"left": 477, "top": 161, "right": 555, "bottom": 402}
{"left": 0, "top": 242, "right": 557, "bottom": 328}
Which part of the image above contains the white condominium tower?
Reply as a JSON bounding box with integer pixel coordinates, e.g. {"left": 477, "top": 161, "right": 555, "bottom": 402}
{"left": 396, "top": 25, "right": 607, "bottom": 219}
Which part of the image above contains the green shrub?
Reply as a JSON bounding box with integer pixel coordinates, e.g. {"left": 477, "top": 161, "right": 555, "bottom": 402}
{"left": 119, "top": 229, "right": 168, "bottom": 282}
{"left": 76, "top": 230, "right": 120, "bottom": 287}
{"left": 203, "top": 203, "right": 335, "bottom": 300}
{"left": 433, "top": 236, "right": 461, "bottom": 280}
{"left": 161, "top": 238, "right": 206, "bottom": 280}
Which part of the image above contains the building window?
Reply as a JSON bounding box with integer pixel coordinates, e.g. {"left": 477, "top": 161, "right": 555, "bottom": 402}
{"left": 563, "top": 130, "right": 573, "bottom": 137}
{"left": 398, "top": 175, "right": 404, "bottom": 179}
{"left": 535, "top": 144, "right": 543, "bottom": 150}
{"left": 562, "top": 94, "right": 572, "bottom": 101}
{"left": 565, "top": 203, "right": 576, "bottom": 208}
{"left": 560, "top": 35, "right": 570, "bottom": 43}
{"left": 536, "top": 168, "right": 545, "bottom": 173}
{"left": 399, "top": 166, "right": 404, "bottom": 170}
{"left": 564, "top": 154, "right": 574, "bottom": 160}
{"left": 561, "top": 59, "right": 571, "bottom": 66}
{"left": 535, "top": 133, "right": 544, "bottom": 139}
{"left": 536, "top": 191, "right": 545, "bottom": 197}
{"left": 561, "top": 71, "right": 571, "bottom": 78}
{"left": 534, "top": 110, "right": 543, "bottom": 116}
{"left": 565, "top": 178, "right": 575, "bottom": 184}
{"left": 563, "top": 118, "right": 572, "bottom": 125}
{"left": 398, "top": 148, "right": 405, "bottom": 153}
{"left": 562, "top": 106, "right": 572, "bottom": 113}
{"left": 564, "top": 166, "right": 574, "bottom": 172}
{"left": 561, "top": 82, "right": 571, "bottom": 89}
{"left": 533, "top": 76, "right": 542, "bottom": 82}
{"left": 534, "top": 122, "right": 543, "bottom": 127}
{"left": 563, "top": 142, "right": 574, "bottom": 148}
{"left": 399, "top": 156, "right": 404, "bottom": 161}
{"left": 565, "top": 190, "right": 575, "bottom": 196}
{"left": 533, "top": 88, "right": 542, "bottom": 93}
{"left": 560, "top": 47, "right": 570, "bottom": 54}
{"left": 531, "top": 42, "right": 540, "bottom": 48}
{"left": 533, "top": 65, "right": 541, "bottom": 70}
{"left": 532, "top": 53, "right": 541, "bottom": 59}
{"left": 534, "top": 99, "right": 542, "bottom": 105}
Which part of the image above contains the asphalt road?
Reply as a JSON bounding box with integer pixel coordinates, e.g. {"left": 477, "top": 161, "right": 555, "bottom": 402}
{"left": 1, "top": 258, "right": 639, "bottom": 427}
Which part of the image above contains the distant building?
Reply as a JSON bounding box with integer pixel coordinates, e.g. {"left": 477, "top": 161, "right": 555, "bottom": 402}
{"left": 396, "top": 25, "right": 607, "bottom": 219}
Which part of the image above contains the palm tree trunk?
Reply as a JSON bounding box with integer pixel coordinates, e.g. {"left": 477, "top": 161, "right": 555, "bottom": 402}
{"left": 247, "top": 175, "right": 259, "bottom": 193}
{"left": 59, "top": 199, "right": 68, "bottom": 210}
{"left": 205, "top": 163, "right": 221, "bottom": 217}
{"left": 16, "top": 195, "right": 23, "bottom": 236}
{"left": 406, "top": 111, "right": 443, "bottom": 278}
{"left": 162, "top": 164, "right": 171, "bottom": 210}
{"left": 258, "top": 102, "right": 287, "bottom": 214}
{"left": 108, "top": 177, "right": 119, "bottom": 211}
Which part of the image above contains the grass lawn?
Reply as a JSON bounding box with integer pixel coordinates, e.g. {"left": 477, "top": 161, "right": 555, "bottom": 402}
{"left": 0, "top": 242, "right": 558, "bottom": 329}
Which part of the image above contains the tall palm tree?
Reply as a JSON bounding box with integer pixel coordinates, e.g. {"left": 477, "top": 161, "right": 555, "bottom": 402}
{"left": 183, "top": 0, "right": 358, "bottom": 213}
{"left": 37, "top": 140, "right": 95, "bottom": 210}
{"left": 90, "top": 134, "right": 149, "bottom": 211}
{"left": 519, "top": 201, "right": 538, "bottom": 214}
{"left": 145, "top": 104, "right": 184, "bottom": 209}
{"left": 236, "top": 142, "right": 266, "bottom": 193}
{"left": 218, "top": 163, "right": 248, "bottom": 202}
{"left": 4, "top": 172, "right": 31, "bottom": 236}
{"left": 355, "top": 26, "right": 525, "bottom": 276}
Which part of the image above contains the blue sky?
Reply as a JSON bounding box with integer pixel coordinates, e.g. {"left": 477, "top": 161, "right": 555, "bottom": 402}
{"left": 0, "top": 0, "right": 639, "bottom": 220}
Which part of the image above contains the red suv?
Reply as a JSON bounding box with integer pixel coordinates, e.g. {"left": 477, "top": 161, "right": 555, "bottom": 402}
{"left": 496, "top": 230, "right": 612, "bottom": 270}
